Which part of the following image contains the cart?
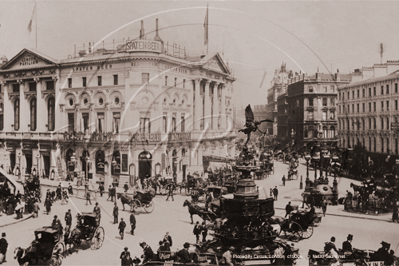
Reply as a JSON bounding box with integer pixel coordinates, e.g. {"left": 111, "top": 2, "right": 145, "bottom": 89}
{"left": 68, "top": 212, "right": 105, "bottom": 250}
{"left": 278, "top": 209, "right": 317, "bottom": 241}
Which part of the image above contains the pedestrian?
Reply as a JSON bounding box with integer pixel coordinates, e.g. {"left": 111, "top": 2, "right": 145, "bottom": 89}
{"left": 65, "top": 209, "right": 72, "bottom": 232}
{"left": 201, "top": 221, "right": 208, "bottom": 242}
{"left": 166, "top": 182, "right": 175, "bottom": 201}
{"left": 93, "top": 202, "right": 101, "bottom": 225}
{"left": 392, "top": 202, "right": 398, "bottom": 223}
{"left": 322, "top": 199, "right": 327, "bottom": 217}
{"left": 99, "top": 183, "right": 104, "bottom": 197}
{"left": 113, "top": 202, "right": 119, "bottom": 224}
{"left": 61, "top": 189, "right": 68, "bottom": 204}
{"left": 68, "top": 183, "right": 73, "bottom": 196}
{"left": 285, "top": 201, "right": 293, "bottom": 218}
{"left": 123, "top": 182, "right": 129, "bottom": 192}
{"left": 273, "top": 186, "right": 278, "bottom": 201}
{"left": 163, "top": 232, "right": 172, "bottom": 247}
{"left": 270, "top": 188, "right": 273, "bottom": 198}
{"left": 139, "top": 241, "right": 155, "bottom": 264}
{"left": 112, "top": 185, "right": 117, "bottom": 202}
{"left": 120, "top": 247, "right": 131, "bottom": 266}
{"left": 56, "top": 184, "right": 62, "bottom": 201}
{"left": 177, "top": 242, "right": 191, "bottom": 263}
{"left": 45, "top": 196, "right": 52, "bottom": 215}
{"left": 118, "top": 218, "right": 126, "bottom": 240}
{"left": 33, "top": 201, "right": 40, "bottom": 218}
{"left": 86, "top": 191, "right": 92, "bottom": 205}
{"left": 107, "top": 185, "right": 112, "bottom": 201}
{"left": 130, "top": 210, "right": 136, "bottom": 235}
{"left": 282, "top": 175, "right": 286, "bottom": 186}
{"left": 0, "top": 233, "right": 8, "bottom": 264}
{"left": 193, "top": 221, "right": 202, "bottom": 243}
{"left": 51, "top": 215, "right": 63, "bottom": 240}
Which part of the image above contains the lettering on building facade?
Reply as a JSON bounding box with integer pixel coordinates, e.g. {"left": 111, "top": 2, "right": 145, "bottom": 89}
{"left": 126, "top": 40, "right": 162, "bottom": 53}
{"left": 19, "top": 55, "right": 39, "bottom": 66}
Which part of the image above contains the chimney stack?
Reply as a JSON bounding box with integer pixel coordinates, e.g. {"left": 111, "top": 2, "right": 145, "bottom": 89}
{"left": 154, "top": 18, "right": 163, "bottom": 42}
{"left": 140, "top": 20, "right": 145, "bottom": 39}
{"left": 335, "top": 69, "right": 340, "bottom": 81}
{"left": 316, "top": 67, "right": 321, "bottom": 81}
{"left": 88, "top": 42, "right": 92, "bottom": 53}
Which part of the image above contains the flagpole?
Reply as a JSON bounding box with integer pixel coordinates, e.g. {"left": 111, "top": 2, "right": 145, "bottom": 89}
{"left": 35, "top": 2, "right": 37, "bottom": 49}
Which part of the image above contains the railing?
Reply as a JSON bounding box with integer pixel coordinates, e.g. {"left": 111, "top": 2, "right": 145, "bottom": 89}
{"left": 168, "top": 132, "right": 191, "bottom": 142}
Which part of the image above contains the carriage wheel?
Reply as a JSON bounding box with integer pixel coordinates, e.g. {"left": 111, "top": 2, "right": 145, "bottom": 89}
{"left": 91, "top": 226, "right": 105, "bottom": 250}
{"left": 290, "top": 222, "right": 303, "bottom": 241}
{"left": 50, "top": 242, "right": 64, "bottom": 266}
{"left": 133, "top": 199, "right": 141, "bottom": 212}
{"left": 144, "top": 201, "right": 154, "bottom": 213}
{"left": 302, "top": 225, "right": 313, "bottom": 239}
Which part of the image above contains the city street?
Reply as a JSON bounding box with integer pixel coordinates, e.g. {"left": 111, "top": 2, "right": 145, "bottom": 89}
{"left": 2, "top": 158, "right": 398, "bottom": 266}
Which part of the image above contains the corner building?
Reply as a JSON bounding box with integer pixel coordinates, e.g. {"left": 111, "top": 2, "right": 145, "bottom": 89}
{"left": 0, "top": 21, "right": 236, "bottom": 187}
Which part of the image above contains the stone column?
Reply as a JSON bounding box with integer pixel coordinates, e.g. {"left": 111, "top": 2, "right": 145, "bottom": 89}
{"left": 90, "top": 104, "right": 95, "bottom": 133}
{"left": 106, "top": 103, "right": 112, "bottom": 133}
{"left": 36, "top": 79, "right": 47, "bottom": 132}
{"left": 194, "top": 79, "right": 201, "bottom": 131}
{"left": 213, "top": 83, "right": 219, "bottom": 131}
{"left": 19, "top": 80, "right": 29, "bottom": 132}
{"left": 204, "top": 80, "right": 211, "bottom": 129}
{"left": 220, "top": 84, "right": 226, "bottom": 129}
{"left": 3, "top": 82, "right": 12, "bottom": 132}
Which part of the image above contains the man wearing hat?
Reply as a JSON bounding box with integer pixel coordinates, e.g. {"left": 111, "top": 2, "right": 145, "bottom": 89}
{"left": 130, "top": 210, "right": 136, "bottom": 235}
{"left": 342, "top": 234, "right": 353, "bottom": 253}
{"left": 0, "top": 233, "right": 8, "bottom": 264}
{"left": 372, "top": 241, "right": 391, "bottom": 264}
{"left": 64, "top": 209, "right": 72, "bottom": 232}
{"left": 93, "top": 202, "right": 101, "bottom": 225}
{"left": 177, "top": 242, "right": 191, "bottom": 263}
{"left": 120, "top": 247, "right": 131, "bottom": 266}
{"left": 139, "top": 241, "right": 155, "bottom": 264}
{"left": 324, "top": 237, "right": 338, "bottom": 253}
{"left": 118, "top": 218, "right": 126, "bottom": 240}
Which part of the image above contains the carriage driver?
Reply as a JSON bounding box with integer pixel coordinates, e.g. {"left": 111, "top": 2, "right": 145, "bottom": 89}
{"left": 342, "top": 234, "right": 353, "bottom": 254}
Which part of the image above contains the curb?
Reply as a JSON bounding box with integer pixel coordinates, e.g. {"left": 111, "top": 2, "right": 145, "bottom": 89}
{"left": 0, "top": 213, "right": 33, "bottom": 228}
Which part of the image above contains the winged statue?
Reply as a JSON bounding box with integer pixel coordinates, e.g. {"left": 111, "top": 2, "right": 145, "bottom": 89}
{"left": 239, "top": 105, "right": 273, "bottom": 146}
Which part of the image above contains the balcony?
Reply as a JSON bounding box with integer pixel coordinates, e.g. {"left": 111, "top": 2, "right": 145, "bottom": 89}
{"left": 168, "top": 132, "right": 191, "bottom": 142}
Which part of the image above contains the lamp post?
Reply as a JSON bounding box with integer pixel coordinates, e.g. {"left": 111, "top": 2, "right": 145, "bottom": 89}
{"left": 36, "top": 154, "right": 40, "bottom": 178}
{"left": 85, "top": 156, "right": 91, "bottom": 182}
{"left": 305, "top": 154, "right": 311, "bottom": 180}
{"left": 324, "top": 154, "right": 330, "bottom": 177}
{"left": 17, "top": 153, "right": 21, "bottom": 179}
{"left": 70, "top": 153, "right": 76, "bottom": 182}
{"left": 291, "top": 129, "right": 296, "bottom": 152}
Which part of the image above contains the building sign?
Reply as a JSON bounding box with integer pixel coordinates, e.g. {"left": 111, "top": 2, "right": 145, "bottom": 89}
{"left": 126, "top": 40, "right": 162, "bottom": 53}
{"left": 168, "top": 133, "right": 191, "bottom": 142}
{"left": 19, "top": 54, "right": 39, "bottom": 66}
{"left": 133, "top": 133, "right": 161, "bottom": 142}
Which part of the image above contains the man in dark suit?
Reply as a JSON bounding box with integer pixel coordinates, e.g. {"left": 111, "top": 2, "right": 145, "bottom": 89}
{"left": 118, "top": 218, "right": 126, "bottom": 240}
{"left": 177, "top": 242, "right": 191, "bottom": 263}
{"left": 342, "top": 234, "right": 353, "bottom": 253}
{"left": 140, "top": 241, "right": 155, "bottom": 264}
{"left": 193, "top": 221, "right": 202, "bottom": 243}
{"left": 130, "top": 211, "right": 136, "bottom": 235}
{"left": 113, "top": 202, "right": 119, "bottom": 224}
{"left": 0, "top": 232, "right": 8, "bottom": 263}
{"left": 120, "top": 247, "right": 131, "bottom": 266}
{"left": 64, "top": 209, "right": 72, "bottom": 232}
{"left": 163, "top": 232, "right": 172, "bottom": 247}
{"left": 93, "top": 202, "right": 101, "bottom": 225}
{"left": 107, "top": 185, "right": 112, "bottom": 201}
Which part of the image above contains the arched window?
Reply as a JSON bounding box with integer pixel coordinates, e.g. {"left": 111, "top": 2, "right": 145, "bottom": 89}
{"left": 387, "top": 138, "right": 390, "bottom": 154}
{"left": 381, "top": 117, "right": 384, "bottom": 129}
{"left": 368, "top": 118, "right": 371, "bottom": 130}
{"left": 330, "top": 126, "right": 335, "bottom": 138}
{"left": 387, "top": 117, "right": 390, "bottom": 130}
{"left": 14, "top": 98, "right": 20, "bottom": 131}
{"left": 381, "top": 137, "right": 384, "bottom": 153}
{"left": 374, "top": 118, "right": 376, "bottom": 129}
{"left": 343, "top": 139, "right": 345, "bottom": 148}
{"left": 369, "top": 137, "right": 371, "bottom": 151}
{"left": 323, "top": 126, "right": 328, "bottom": 138}
{"left": 96, "top": 150, "right": 105, "bottom": 174}
{"left": 30, "top": 97, "right": 37, "bottom": 131}
{"left": 374, "top": 137, "right": 376, "bottom": 152}
{"left": 48, "top": 97, "right": 55, "bottom": 131}
{"left": 362, "top": 138, "right": 365, "bottom": 147}
{"left": 362, "top": 118, "right": 365, "bottom": 131}
{"left": 111, "top": 151, "right": 121, "bottom": 175}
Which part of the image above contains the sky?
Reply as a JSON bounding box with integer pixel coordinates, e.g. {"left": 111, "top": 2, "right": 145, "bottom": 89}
{"left": 1, "top": 1, "right": 399, "bottom": 109}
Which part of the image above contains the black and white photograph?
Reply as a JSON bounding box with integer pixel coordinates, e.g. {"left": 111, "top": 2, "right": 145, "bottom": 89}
{"left": 0, "top": 1, "right": 398, "bottom": 265}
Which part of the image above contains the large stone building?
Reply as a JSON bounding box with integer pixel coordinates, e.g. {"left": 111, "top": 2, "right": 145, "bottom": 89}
{"left": 337, "top": 60, "right": 399, "bottom": 154}
{"left": 0, "top": 19, "right": 236, "bottom": 188}
{"left": 287, "top": 70, "right": 351, "bottom": 151}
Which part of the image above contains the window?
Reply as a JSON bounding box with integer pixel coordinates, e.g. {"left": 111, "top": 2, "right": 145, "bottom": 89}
{"left": 68, "top": 78, "right": 72, "bottom": 88}
{"left": 347, "top": 105, "right": 350, "bottom": 113}
{"left": 111, "top": 151, "right": 121, "bottom": 175}
{"left": 323, "top": 98, "right": 327, "bottom": 106}
{"left": 374, "top": 118, "right": 376, "bottom": 129}
{"left": 163, "top": 113, "right": 167, "bottom": 132}
{"left": 387, "top": 85, "right": 390, "bottom": 94}
{"left": 357, "top": 104, "right": 359, "bottom": 113}
{"left": 324, "top": 86, "right": 327, "bottom": 92}
{"left": 381, "top": 118, "right": 384, "bottom": 129}
{"left": 165, "top": 76, "right": 168, "bottom": 86}
{"left": 174, "top": 77, "right": 177, "bottom": 87}
{"left": 142, "top": 73, "right": 149, "bottom": 84}
{"left": 330, "top": 111, "right": 335, "bottom": 120}
{"left": 369, "top": 88, "right": 371, "bottom": 97}
{"left": 140, "top": 113, "right": 151, "bottom": 133}
{"left": 172, "top": 114, "right": 177, "bottom": 132}
{"left": 68, "top": 113, "right": 74, "bottom": 133}
{"left": 374, "top": 137, "right": 376, "bottom": 152}
{"left": 322, "top": 111, "right": 327, "bottom": 120}
{"left": 296, "top": 99, "right": 300, "bottom": 107}
{"left": 374, "top": 87, "right": 376, "bottom": 96}
{"left": 396, "top": 100, "right": 398, "bottom": 111}
{"left": 181, "top": 115, "right": 185, "bottom": 132}
{"left": 95, "top": 150, "right": 105, "bottom": 174}
{"left": 183, "top": 79, "right": 186, "bottom": 89}
{"left": 342, "top": 93, "right": 344, "bottom": 100}
{"left": 352, "top": 91, "right": 354, "bottom": 99}
{"left": 381, "top": 101, "right": 384, "bottom": 111}
{"left": 330, "top": 85, "right": 335, "bottom": 92}
{"left": 30, "top": 98, "right": 36, "bottom": 131}
{"left": 387, "top": 117, "right": 390, "bottom": 130}
{"left": 82, "top": 77, "right": 87, "bottom": 87}
{"left": 0, "top": 113, "right": 2, "bottom": 131}
{"left": 369, "top": 102, "right": 372, "bottom": 112}
{"left": 309, "top": 98, "right": 313, "bottom": 107}
{"left": 46, "top": 80, "right": 54, "bottom": 91}
{"left": 374, "top": 102, "right": 376, "bottom": 112}
{"left": 381, "top": 137, "right": 384, "bottom": 153}
{"left": 369, "top": 137, "right": 372, "bottom": 151}
{"left": 48, "top": 98, "right": 55, "bottom": 131}
{"left": 352, "top": 104, "right": 354, "bottom": 113}
{"left": 13, "top": 84, "right": 19, "bottom": 93}
{"left": 369, "top": 118, "right": 371, "bottom": 129}
{"left": 331, "top": 98, "right": 335, "bottom": 106}
{"left": 396, "top": 83, "right": 398, "bottom": 93}
{"left": 308, "top": 112, "right": 313, "bottom": 120}
{"left": 381, "top": 86, "right": 384, "bottom": 95}
{"left": 339, "top": 105, "right": 341, "bottom": 114}
{"left": 113, "top": 112, "right": 120, "bottom": 133}
{"left": 362, "top": 89, "right": 365, "bottom": 98}
{"left": 309, "top": 86, "right": 313, "bottom": 93}
{"left": 82, "top": 113, "right": 89, "bottom": 132}
{"left": 357, "top": 90, "right": 359, "bottom": 98}
{"left": 339, "top": 93, "right": 341, "bottom": 101}
{"left": 97, "top": 76, "right": 102, "bottom": 86}
{"left": 29, "top": 82, "right": 36, "bottom": 92}
{"left": 113, "top": 75, "right": 118, "bottom": 85}
{"left": 97, "top": 113, "right": 105, "bottom": 133}
{"left": 13, "top": 98, "right": 20, "bottom": 131}
{"left": 347, "top": 91, "right": 350, "bottom": 99}
{"left": 362, "top": 103, "right": 365, "bottom": 112}
{"left": 387, "top": 101, "right": 390, "bottom": 111}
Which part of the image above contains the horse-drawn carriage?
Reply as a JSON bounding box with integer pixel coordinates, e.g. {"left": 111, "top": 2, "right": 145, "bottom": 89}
{"left": 14, "top": 227, "right": 65, "bottom": 266}
{"left": 277, "top": 208, "right": 321, "bottom": 241}
{"left": 68, "top": 212, "right": 105, "bottom": 250}
{"left": 288, "top": 158, "right": 299, "bottom": 181}
{"left": 302, "top": 177, "right": 338, "bottom": 208}
{"left": 117, "top": 189, "right": 155, "bottom": 213}
{"left": 24, "top": 174, "right": 42, "bottom": 199}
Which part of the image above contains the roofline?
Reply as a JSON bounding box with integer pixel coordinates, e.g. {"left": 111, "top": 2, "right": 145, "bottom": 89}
{"left": 1, "top": 48, "right": 59, "bottom": 70}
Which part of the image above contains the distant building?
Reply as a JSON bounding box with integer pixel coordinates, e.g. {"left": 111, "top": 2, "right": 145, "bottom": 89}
{"left": 287, "top": 69, "right": 351, "bottom": 152}
{"left": 253, "top": 104, "right": 268, "bottom": 135}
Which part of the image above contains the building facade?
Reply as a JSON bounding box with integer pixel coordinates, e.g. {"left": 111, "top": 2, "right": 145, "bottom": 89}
{"left": 338, "top": 68, "right": 399, "bottom": 155}
{"left": 0, "top": 20, "right": 236, "bottom": 188}
{"left": 287, "top": 70, "right": 351, "bottom": 151}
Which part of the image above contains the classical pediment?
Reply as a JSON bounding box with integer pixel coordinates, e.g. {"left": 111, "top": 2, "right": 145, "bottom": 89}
{"left": 201, "top": 53, "right": 230, "bottom": 75}
{"left": 1, "top": 48, "right": 58, "bottom": 71}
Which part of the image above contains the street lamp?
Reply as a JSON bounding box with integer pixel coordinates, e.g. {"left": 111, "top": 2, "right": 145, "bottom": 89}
{"left": 305, "top": 154, "right": 311, "bottom": 181}
{"left": 85, "top": 156, "right": 91, "bottom": 181}
{"left": 17, "top": 153, "right": 21, "bottom": 179}
{"left": 36, "top": 153, "right": 40, "bottom": 178}
{"left": 324, "top": 154, "right": 330, "bottom": 177}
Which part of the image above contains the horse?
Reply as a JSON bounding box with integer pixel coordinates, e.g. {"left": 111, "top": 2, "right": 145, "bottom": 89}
{"left": 183, "top": 199, "right": 216, "bottom": 224}
{"left": 117, "top": 193, "right": 135, "bottom": 211}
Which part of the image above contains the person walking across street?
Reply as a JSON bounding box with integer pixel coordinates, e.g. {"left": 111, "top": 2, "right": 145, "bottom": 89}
{"left": 118, "top": 218, "right": 126, "bottom": 240}
{"left": 99, "top": 183, "right": 104, "bottom": 197}
{"left": 193, "top": 221, "right": 202, "bottom": 243}
{"left": 322, "top": 199, "right": 327, "bottom": 217}
{"left": 93, "top": 202, "right": 101, "bottom": 225}
{"left": 130, "top": 210, "right": 136, "bottom": 235}
{"left": 166, "top": 182, "right": 175, "bottom": 201}
{"left": 64, "top": 209, "right": 72, "bottom": 232}
{"left": 285, "top": 201, "right": 293, "bottom": 218}
{"left": 113, "top": 202, "right": 119, "bottom": 224}
{"left": 282, "top": 175, "right": 286, "bottom": 186}
{"left": 120, "top": 247, "right": 131, "bottom": 266}
{"left": 68, "top": 183, "right": 73, "bottom": 196}
{"left": 201, "top": 221, "right": 208, "bottom": 242}
{"left": 0, "top": 233, "right": 8, "bottom": 264}
{"left": 392, "top": 202, "right": 398, "bottom": 223}
{"left": 273, "top": 186, "right": 278, "bottom": 201}
{"left": 107, "top": 185, "right": 112, "bottom": 201}
{"left": 112, "top": 185, "right": 117, "bottom": 202}
{"left": 33, "top": 201, "right": 40, "bottom": 218}
{"left": 85, "top": 191, "right": 92, "bottom": 205}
